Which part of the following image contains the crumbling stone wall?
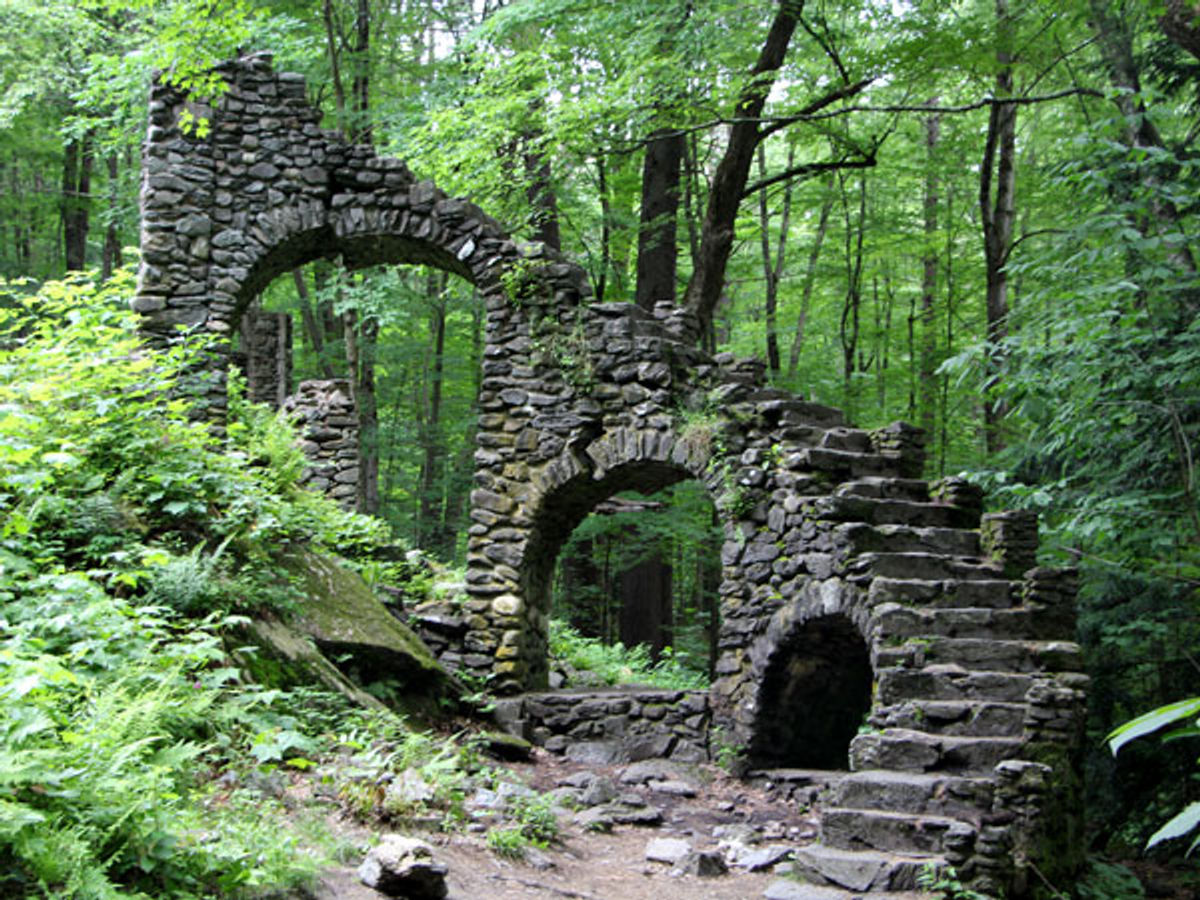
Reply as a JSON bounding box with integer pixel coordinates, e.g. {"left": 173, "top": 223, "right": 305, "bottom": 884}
{"left": 136, "top": 53, "right": 1088, "bottom": 896}
{"left": 282, "top": 379, "right": 359, "bottom": 509}
{"left": 493, "top": 688, "right": 710, "bottom": 765}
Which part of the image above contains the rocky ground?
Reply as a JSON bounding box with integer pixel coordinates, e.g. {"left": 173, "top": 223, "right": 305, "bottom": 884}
{"left": 305, "top": 748, "right": 896, "bottom": 900}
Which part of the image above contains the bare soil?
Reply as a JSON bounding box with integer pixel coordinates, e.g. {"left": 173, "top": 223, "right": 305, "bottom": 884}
{"left": 311, "top": 748, "right": 819, "bottom": 900}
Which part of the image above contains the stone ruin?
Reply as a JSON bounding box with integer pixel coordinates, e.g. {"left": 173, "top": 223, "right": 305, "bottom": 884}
{"left": 135, "top": 52, "right": 1088, "bottom": 896}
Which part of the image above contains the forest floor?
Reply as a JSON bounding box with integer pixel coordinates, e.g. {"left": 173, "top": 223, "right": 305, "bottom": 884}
{"left": 286, "top": 745, "right": 1199, "bottom": 900}
{"left": 306, "top": 747, "right": 823, "bottom": 900}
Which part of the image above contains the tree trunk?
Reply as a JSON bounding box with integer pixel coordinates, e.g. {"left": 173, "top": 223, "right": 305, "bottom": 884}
{"left": 919, "top": 105, "right": 940, "bottom": 439}
{"left": 683, "top": 1, "right": 803, "bottom": 346}
{"left": 62, "top": 135, "right": 92, "bottom": 272}
{"left": 419, "top": 285, "right": 449, "bottom": 555}
{"left": 635, "top": 128, "right": 684, "bottom": 311}
{"left": 618, "top": 553, "right": 672, "bottom": 660}
{"left": 351, "top": 0, "right": 371, "bottom": 144}
{"left": 101, "top": 154, "right": 120, "bottom": 281}
{"left": 757, "top": 144, "right": 794, "bottom": 374}
{"left": 1091, "top": 0, "right": 1199, "bottom": 304}
{"left": 980, "top": 0, "right": 1017, "bottom": 456}
{"left": 838, "top": 173, "right": 867, "bottom": 419}
{"left": 523, "top": 124, "right": 561, "bottom": 251}
{"left": 786, "top": 177, "right": 833, "bottom": 378}
{"left": 293, "top": 268, "right": 338, "bottom": 378}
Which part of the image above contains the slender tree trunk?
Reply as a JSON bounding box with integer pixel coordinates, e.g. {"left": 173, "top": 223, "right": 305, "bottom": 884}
{"left": 323, "top": 0, "right": 347, "bottom": 129}
{"left": 62, "top": 135, "right": 92, "bottom": 272}
{"left": 635, "top": 128, "right": 684, "bottom": 310}
{"left": 419, "top": 285, "right": 448, "bottom": 554}
{"left": 351, "top": 0, "right": 371, "bottom": 144}
{"left": 1091, "top": 0, "right": 1199, "bottom": 312}
{"left": 293, "top": 268, "right": 338, "bottom": 378}
{"left": 980, "top": 0, "right": 1017, "bottom": 456}
{"left": 684, "top": 0, "right": 803, "bottom": 346}
{"left": 786, "top": 177, "right": 833, "bottom": 377}
{"left": 839, "top": 173, "right": 866, "bottom": 419}
{"left": 919, "top": 105, "right": 940, "bottom": 439}
{"left": 523, "top": 122, "right": 561, "bottom": 251}
{"left": 596, "top": 155, "right": 610, "bottom": 302}
{"left": 757, "top": 145, "right": 795, "bottom": 374}
{"left": 101, "top": 154, "right": 120, "bottom": 281}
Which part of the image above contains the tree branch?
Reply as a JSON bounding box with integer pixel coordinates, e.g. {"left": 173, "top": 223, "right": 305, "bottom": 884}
{"left": 741, "top": 152, "right": 876, "bottom": 199}
{"left": 757, "top": 77, "right": 874, "bottom": 140}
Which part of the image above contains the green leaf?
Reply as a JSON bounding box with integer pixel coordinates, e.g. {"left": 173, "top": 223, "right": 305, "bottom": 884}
{"left": 1146, "top": 802, "right": 1200, "bottom": 850}
{"left": 1108, "top": 698, "right": 1200, "bottom": 756}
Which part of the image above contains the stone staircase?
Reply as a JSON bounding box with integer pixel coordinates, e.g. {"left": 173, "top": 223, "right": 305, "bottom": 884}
{"left": 757, "top": 451, "right": 1083, "bottom": 897}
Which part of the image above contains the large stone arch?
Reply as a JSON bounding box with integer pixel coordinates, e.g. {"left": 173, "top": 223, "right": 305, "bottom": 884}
{"left": 137, "top": 54, "right": 1088, "bottom": 896}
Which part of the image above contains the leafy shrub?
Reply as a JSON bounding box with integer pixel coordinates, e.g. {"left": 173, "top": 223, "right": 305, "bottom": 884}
{"left": 548, "top": 620, "right": 708, "bottom": 690}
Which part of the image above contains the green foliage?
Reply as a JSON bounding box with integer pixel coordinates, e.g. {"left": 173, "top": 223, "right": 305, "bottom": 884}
{"left": 1074, "top": 858, "right": 1146, "bottom": 900}
{"left": 1109, "top": 697, "right": 1200, "bottom": 853}
{"left": 548, "top": 620, "right": 707, "bottom": 691}
{"left": 915, "top": 864, "right": 992, "bottom": 900}
{"left": 485, "top": 792, "right": 559, "bottom": 859}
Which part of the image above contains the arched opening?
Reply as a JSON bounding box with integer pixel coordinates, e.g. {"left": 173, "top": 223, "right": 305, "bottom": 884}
{"left": 233, "top": 247, "right": 482, "bottom": 554}
{"left": 749, "top": 613, "right": 873, "bottom": 770}
{"left": 521, "top": 460, "right": 723, "bottom": 690}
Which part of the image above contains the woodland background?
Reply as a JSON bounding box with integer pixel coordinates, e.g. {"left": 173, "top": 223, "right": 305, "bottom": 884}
{"left": 3, "top": 0, "right": 1200, "bottom": 864}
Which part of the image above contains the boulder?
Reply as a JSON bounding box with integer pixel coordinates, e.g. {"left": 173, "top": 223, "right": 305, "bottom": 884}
{"left": 278, "top": 548, "right": 458, "bottom": 715}
{"left": 358, "top": 835, "right": 448, "bottom": 899}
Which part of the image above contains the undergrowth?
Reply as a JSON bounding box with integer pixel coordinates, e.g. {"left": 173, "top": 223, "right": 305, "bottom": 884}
{"left": 548, "top": 619, "right": 708, "bottom": 690}
{"left": 0, "top": 270, "right": 420, "bottom": 898}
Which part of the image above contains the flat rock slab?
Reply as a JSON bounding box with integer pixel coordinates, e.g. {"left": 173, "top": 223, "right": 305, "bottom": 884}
{"left": 645, "top": 837, "right": 692, "bottom": 864}
{"left": 764, "top": 879, "right": 854, "bottom": 899}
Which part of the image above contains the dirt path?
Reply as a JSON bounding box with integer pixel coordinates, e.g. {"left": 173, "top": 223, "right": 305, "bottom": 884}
{"left": 313, "top": 751, "right": 819, "bottom": 900}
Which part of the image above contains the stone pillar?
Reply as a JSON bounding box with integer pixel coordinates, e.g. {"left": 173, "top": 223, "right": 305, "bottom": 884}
{"left": 283, "top": 379, "right": 359, "bottom": 509}
{"left": 238, "top": 304, "right": 293, "bottom": 409}
{"left": 981, "top": 509, "right": 1038, "bottom": 577}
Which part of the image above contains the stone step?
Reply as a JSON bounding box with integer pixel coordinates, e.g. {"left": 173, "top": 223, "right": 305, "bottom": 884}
{"left": 836, "top": 477, "right": 931, "bottom": 503}
{"left": 830, "top": 770, "right": 993, "bottom": 819}
{"left": 820, "top": 807, "right": 977, "bottom": 858}
{"left": 868, "top": 577, "right": 1016, "bottom": 610}
{"left": 849, "top": 552, "right": 1003, "bottom": 582}
{"left": 835, "top": 523, "right": 981, "bottom": 558}
{"left": 871, "top": 699, "right": 1027, "bottom": 738}
{"left": 763, "top": 879, "right": 930, "bottom": 900}
{"left": 820, "top": 427, "right": 875, "bottom": 453}
{"left": 877, "top": 665, "right": 1034, "bottom": 704}
{"left": 788, "top": 843, "right": 941, "bottom": 893}
{"left": 891, "top": 637, "right": 1083, "bottom": 674}
{"left": 752, "top": 393, "right": 847, "bottom": 427}
{"left": 874, "top": 605, "right": 1064, "bottom": 641}
{"left": 850, "top": 728, "right": 1026, "bottom": 775}
{"left": 807, "top": 494, "right": 979, "bottom": 529}
{"left": 746, "top": 768, "right": 845, "bottom": 805}
{"left": 789, "top": 447, "right": 898, "bottom": 478}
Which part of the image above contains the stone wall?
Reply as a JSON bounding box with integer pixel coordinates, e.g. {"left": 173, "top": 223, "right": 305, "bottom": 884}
{"left": 235, "top": 303, "right": 292, "bottom": 407}
{"left": 135, "top": 53, "right": 1089, "bottom": 897}
{"left": 282, "top": 379, "right": 359, "bottom": 509}
{"left": 493, "top": 688, "right": 710, "bottom": 765}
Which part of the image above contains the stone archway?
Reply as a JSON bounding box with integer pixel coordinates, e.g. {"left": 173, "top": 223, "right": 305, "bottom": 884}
{"left": 137, "top": 53, "right": 1089, "bottom": 897}
{"left": 749, "top": 612, "right": 873, "bottom": 770}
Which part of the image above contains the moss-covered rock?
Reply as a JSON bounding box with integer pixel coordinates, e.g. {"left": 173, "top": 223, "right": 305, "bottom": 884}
{"left": 243, "top": 548, "right": 460, "bottom": 716}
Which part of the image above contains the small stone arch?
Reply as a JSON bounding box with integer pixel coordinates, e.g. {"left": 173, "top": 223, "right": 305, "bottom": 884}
{"left": 502, "top": 427, "right": 736, "bottom": 688}
{"left": 745, "top": 589, "right": 875, "bottom": 769}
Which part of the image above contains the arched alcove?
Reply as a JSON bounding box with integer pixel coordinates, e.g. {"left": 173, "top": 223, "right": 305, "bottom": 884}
{"left": 519, "top": 452, "right": 726, "bottom": 689}
{"left": 748, "top": 613, "right": 873, "bottom": 770}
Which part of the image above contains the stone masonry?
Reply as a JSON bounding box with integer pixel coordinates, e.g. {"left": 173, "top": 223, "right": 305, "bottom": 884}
{"left": 135, "top": 53, "right": 1088, "bottom": 896}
